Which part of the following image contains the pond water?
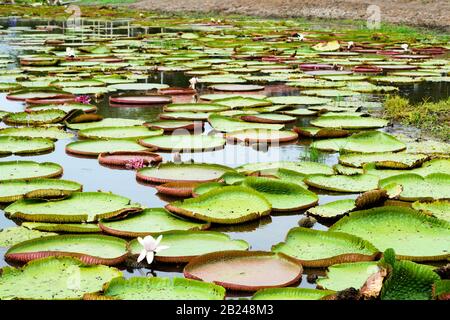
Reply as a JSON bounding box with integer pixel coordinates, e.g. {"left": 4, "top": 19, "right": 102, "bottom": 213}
{"left": 0, "top": 18, "right": 448, "bottom": 298}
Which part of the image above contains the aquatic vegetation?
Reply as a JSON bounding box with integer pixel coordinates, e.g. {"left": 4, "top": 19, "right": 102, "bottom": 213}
{"left": 0, "top": 7, "right": 447, "bottom": 301}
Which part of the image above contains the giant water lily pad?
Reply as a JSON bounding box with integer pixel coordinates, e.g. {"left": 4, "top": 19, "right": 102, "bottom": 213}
{"left": 184, "top": 251, "right": 302, "bottom": 291}
{"left": 312, "top": 131, "right": 406, "bottom": 153}
{"left": 0, "top": 178, "right": 82, "bottom": 203}
{"left": 310, "top": 115, "right": 388, "bottom": 129}
{"left": 252, "top": 288, "right": 334, "bottom": 300}
{"left": 294, "top": 127, "right": 350, "bottom": 139}
{"left": 22, "top": 222, "right": 101, "bottom": 233}
{"left": 164, "top": 103, "right": 229, "bottom": 113}
{"left": 267, "top": 96, "right": 331, "bottom": 105}
{"left": 339, "top": 152, "right": 429, "bottom": 169}
{"left": 99, "top": 208, "right": 210, "bottom": 237}
{"left": 166, "top": 186, "right": 271, "bottom": 224}
{"left": 5, "top": 192, "right": 141, "bottom": 223}
{"left": 137, "top": 163, "right": 234, "bottom": 184}
{"left": 380, "top": 249, "right": 440, "bottom": 300}
{"left": 208, "top": 114, "right": 283, "bottom": 132}
{"left": 86, "top": 277, "right": 225, "bottom": 300}
{"left": 0, "top": 136, "right": 54, "bottom": 156}
{"left": 67, "top": 118, "right": 145, "bottom": 130}
{"left": 0, "top": 226, "right": 57, "bottom": 247}
{"left": 6, "top": 234, "right": 128, "bottom": 265}
{"left": 107, "top": 83, "right": 168, "bottom": 91}
{"left": 236, "top": 161, "right": 334, "bottom": 176}
{"left": 364, "top": 159, "right": 450, "bottom": 179}
{"left": 3, "top": 110, "right": 67, "bottom": 126}
{"left": 130, "top": 231, "right": 249, "bottom": 263}
{"left": 139, "top": 135, "right": 225, "bottom": 152}
{"left": 0, "top": 127, "right": 74, "bottom": 140}
{"left": 307, "top": 199, "right": 356, "bottom": 219}
{"left": 0, "top": 257, "right": 122, "bottom": 300}
{"left": 379, "top": 173, "right": 450, "bottom": 201}
{"left": 0, "top": 161, "right": 62, "bottom": 181}
{"left": 330, "top": 206, "right": 450, "bottom": 261}
{"left": 26, "top": 103, "right": 97, "bottom": 114}
{"left": 226, "top": 129, "right": 298, "bottom": 144}
{"left": 66, "top": 140, "right": 149, "bottom": 156}
{"left": 272, "top": 227, "right": 378, "bottom": 267}
{"left": 241, "top": 114, "right": 295, "bottom": 124}
{"left": 212, "top": 96, "right": 271, "bottom": 109}
{"left": 412, "top": 200, "right": 449, "bottom": 222}
{"left": 316, "top": 261, "right": 380, "bottom": 291}
{"left": 305, "top": 174, "right": 379, "bottom": 192}
{"left": 159, "top": 112, "right": 210, "bottom": 121}
{"left": 79, "top": 126, "right": 163, "bottom": 140}
{"left": 242, "top": 177, "right": 318, "bottom": 212}
{"left": 210, "top": 84, "right": 264, "bottom": 91}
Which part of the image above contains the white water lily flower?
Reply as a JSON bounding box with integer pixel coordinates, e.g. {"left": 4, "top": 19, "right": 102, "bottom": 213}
{"left": 401, "top": 44, "right": 409, "bottom": 52}
{"left": 347, "top": 41, "right": 354, "bottom": 49}
{"left": 66, "top": 47, "right": 75, "bottom": 58}
{"left": 189, "top": 77, "right": 199, "bottom": 90}
{"left": 137, "top": 235, "right": 170, "bottom": 264}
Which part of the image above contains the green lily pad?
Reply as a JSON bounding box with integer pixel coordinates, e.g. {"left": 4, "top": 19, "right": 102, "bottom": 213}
{"left": 310, "top": 115, "right": 388, "bottom": 129}
{"left": 192, "top": 182, "right": 225, "bottom": 196}
{"left": 0, "top": 127, "right": 74, "bottom": 140}
{"left": 236, "top": 161, "right": 334, "bottom": 176}
{"left": 268, "top": 96, "right": 331, "bottom": 105}
{"left": 87, "top": 277, "right": 225, "bottom": 300}
{"left": 380, "top": 249, "right": 440, "bottom": 300}
{"left": 0, "top": 161, "right": 62, "bottom": 181}
{"left": 3, "top": 110, "right": 67, "bottom": 126}
{"left": 252, "top": 288, "right": 335, "bottom": 300}
{"left": 330, "top": 206, "right": 450, "bottom": 261}
{"left": 0, "top": 178, "right": 82, "bottom": 203}
{"left": 5, "top": 192, "right": 142, "bottom": 223}
{"left": 0, "top": 226, "right": 57, "bottom": 247}
{"left": 312, "top": 131, "right": 406, "bottom": 153}
{"left": 22, "top": 222, "right": 101, "bottom": 233}
{"left": 294, "top": 127, "right": 350, "bottom": 138}
{"left": 166, "top": 186, "right": 272, "bottom": 224}
{"left": 79, "top": 126, "right": 163, "bottom": 140}
{"left": 412, "top": 200, "right": 449, "bottom": 222}
{"left": 364, "top": 159, "right": 450, "bottom": 179}
{"left": 107, "top": 83, "right": 169, "bottom": 91}
{"left": 159, "top": 112, "right": 210, "bottom": 121}
{"left": 0, "top": 257, "right": 122, "bottom": 300}
{"left": 339, "top": 152, "right": 430, "bottom": 169}
{"left": 139, "top": 135, "right": 225, "bottom": 152}
{"left": 130, "top": 231, "right": 249, "bottom": 263}
{"left": 212, "top": 97, "right": 272, "bottom": 109}
{"left": 66, "top": 140, "right": 149, "bottom": 156}
{"left": 272, "top": 227, "right": 378, "bottom": 267}
{"left": 208, "top": 114, "right": 284, "bottom": 132}
{"left": 305, "top": 174, "right": 379, "bottom": 192}
{"left": 26, "top": 103, "right": 97, "bottom": 113}
{"left": 0, "top": 136, "right": 55, "bottom": 156}
{"left": 137, "top": 162, "right": 234, "bottom": 184}
{"left": 164, "top": 103, "right": 229, "bottom": 113}
{"left": 242, "top": 177, "right": 318, "bottom": 212}
{"left": 333, "top": 164, "right": 364, "bottom": 175}
{"left": 6, "top": 234, "right": 129, "bottom": 265}
{"left": 379, "top": 173, "right": 450, "bottom": 201}
{"left": 307, "top": 199, "right": 356, "bottom": 219}
{"left": 99, "top": 208, "right": 210, "bottom": 237}
{"left": 67, "top": 118, "right": 145, "bottom": 130}
{"left": 256, "top": 168, "right": 308, "bottom": 188}
{"left": 316, "top": 261, "right": 380, "bottom": 291}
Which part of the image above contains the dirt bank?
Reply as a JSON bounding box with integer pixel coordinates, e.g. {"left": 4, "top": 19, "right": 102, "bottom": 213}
{"left": 131, "top": 0, "right": 450, "bottom": 30}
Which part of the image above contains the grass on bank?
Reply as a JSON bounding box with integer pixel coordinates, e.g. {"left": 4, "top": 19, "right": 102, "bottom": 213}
{"left": 383, "top": 96, "right": 450, "bottom": 142}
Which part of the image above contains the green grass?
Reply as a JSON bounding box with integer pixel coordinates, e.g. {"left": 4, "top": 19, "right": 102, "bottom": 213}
{"left": 383, "top": 96, "right": 450, "bottom": 141}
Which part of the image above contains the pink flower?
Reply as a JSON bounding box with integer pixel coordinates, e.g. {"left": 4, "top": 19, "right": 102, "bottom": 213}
{"left": 125, "top": 157, "right": 145, "bottom": 170}
{"left": 74, "top": 95, "right": 91, "bottom": 104}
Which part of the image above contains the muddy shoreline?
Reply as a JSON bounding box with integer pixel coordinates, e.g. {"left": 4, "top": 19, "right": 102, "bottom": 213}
{"left": 130, "top": 0, "right": 450, "bottom": 31}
